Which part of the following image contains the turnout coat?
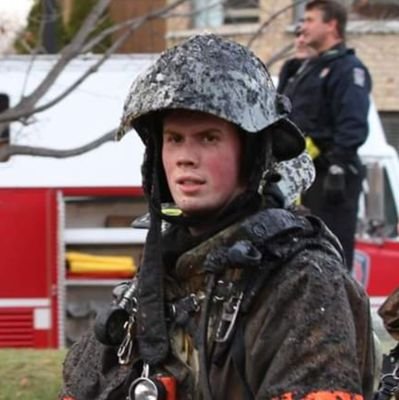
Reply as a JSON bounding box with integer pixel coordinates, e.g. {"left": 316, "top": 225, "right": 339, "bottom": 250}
{"left": 60, "top": 208, "right": 374, "bottom": 400}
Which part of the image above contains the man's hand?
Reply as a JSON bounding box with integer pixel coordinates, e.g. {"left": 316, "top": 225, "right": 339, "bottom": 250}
{"left": 323, "top": 164, "right": 346, "bottom": 203}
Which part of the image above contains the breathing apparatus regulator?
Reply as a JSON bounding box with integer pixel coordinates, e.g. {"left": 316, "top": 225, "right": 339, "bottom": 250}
{"left": 94, "top": 279, "right": 137, "bottom": 348}
{"left": 93, "top": 33, "right": 307, "bottom": 400}
{"left": 94, "top": 276, "right": 178, "bottom": 400}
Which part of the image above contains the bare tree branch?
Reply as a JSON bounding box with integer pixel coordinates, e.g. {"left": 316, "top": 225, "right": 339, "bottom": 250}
{"left": 0, "top": 0, "right": 187, "bottom": 128}
{"left": 20, "top": 0, "right": 187, "bottom": 116}
{"left": 82, "top": 0, "right": 188, "bottom": 53}
{"left": 168, "top": 0, "right": 226, "bottom": 19}
{"left": 0, "top": 0, "right": 111, "bottom": 127}
{"left": 247, "top": 0, "right": 307, "bottom": 48}
{"left": 0, "top": 129, "right": 116, "bottom": 161}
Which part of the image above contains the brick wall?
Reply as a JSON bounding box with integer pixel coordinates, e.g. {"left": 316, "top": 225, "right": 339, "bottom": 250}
{"left": 109, "top": 0, "right": 166, "bottom": 53}
{"left": 348, "top": 32, "right": 399, "bottom": 111}
{"left": 165, "top": 1, "right": 192, "bottom": 33}
{"left": 59, "top": 1, "right": 398, "bottom": 111}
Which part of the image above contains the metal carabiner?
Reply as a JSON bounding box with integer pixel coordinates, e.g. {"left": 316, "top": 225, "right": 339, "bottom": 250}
{"left": 118, "top": 316, "right": 136, "bottom": 365}
{"left": 215, "top": 292, "right": 243, "bottom": 343}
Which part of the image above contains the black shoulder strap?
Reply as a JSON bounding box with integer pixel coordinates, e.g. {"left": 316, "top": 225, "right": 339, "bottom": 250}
{"left": 228, "top": 215, "right": 344, "bottom": 400}
{"left": 231, "top": 315, "right": 255, "bottom": 400}
{"left": 228, "top": 233, "right": 312, "bottom": 400}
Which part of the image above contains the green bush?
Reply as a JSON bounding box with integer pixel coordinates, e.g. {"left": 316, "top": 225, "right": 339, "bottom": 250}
{"left": 14, "top": 0, "right": 67, "bottom": 53}
{"left": 14, "top": 0, "right": 112, "bottom": 54}
{"left": 0, "top": 349, "right": 66, "bottom": 400}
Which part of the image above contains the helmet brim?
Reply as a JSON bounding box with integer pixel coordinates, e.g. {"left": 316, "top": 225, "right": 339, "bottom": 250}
{"left": 270, "top": 118, "right": 305, "bottom": 161}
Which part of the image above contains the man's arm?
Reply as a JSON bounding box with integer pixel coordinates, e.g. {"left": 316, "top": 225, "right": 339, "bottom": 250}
{"left": 328, "top": 60, "right": 372, "bottom": 163}
{"left": 250, "top": 249, "right": 374, "bottom": 399}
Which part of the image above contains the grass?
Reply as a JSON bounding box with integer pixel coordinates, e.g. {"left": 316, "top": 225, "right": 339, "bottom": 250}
{"left": 0, "top": 330, "right": 395, "bottom": 399}
{"left": 0, "top": 349, "right": 66, "bottom": 400}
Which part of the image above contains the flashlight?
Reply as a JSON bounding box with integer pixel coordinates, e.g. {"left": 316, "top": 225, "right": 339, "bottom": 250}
{"left": 128, "top": 375, "right": 176, "bottom": 400}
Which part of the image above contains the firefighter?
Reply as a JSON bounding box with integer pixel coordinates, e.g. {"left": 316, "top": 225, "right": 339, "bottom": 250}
{"left": 60, "top": 34, "right": 374, "bottom": 400}
{"left": 279, "top": 0, "right": 372, "bottom": 271}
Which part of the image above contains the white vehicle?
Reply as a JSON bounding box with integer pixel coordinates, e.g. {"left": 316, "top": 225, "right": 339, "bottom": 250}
{"left": 355, "top": 100, "right": 399, "bottom": 311}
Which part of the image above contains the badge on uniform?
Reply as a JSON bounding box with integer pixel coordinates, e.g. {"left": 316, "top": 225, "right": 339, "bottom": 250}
{"left": 319, "top": 67, "right": 330, "bottom": 79}
{"left": 353, "top": 67, "right": 366, "bottom": 87}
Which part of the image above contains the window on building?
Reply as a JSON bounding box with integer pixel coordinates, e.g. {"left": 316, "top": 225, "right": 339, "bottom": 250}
{"left": 224, "top": 0, "right": 259, "bottom": 24}
{"left": 292, "top": 1, "right": 306, "bottom": 24}
{"left": 351, "top": 0, "right": 399, "bottom": 19}
{"left": 0, "top": 94, "right": 10, "bottom": 141}
{"left": 192, "top": 0, "right": 259, "bottom": 28}
{"left": 292, "top": 0, "right": 399, "bottom": 22}
{"left": 193, "top": 0, "right": 224, "bottom": 28}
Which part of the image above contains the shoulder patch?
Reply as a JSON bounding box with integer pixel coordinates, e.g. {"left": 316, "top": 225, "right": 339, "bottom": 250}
{"left": 353, "top": 67, "right": 366, "bottom": 87}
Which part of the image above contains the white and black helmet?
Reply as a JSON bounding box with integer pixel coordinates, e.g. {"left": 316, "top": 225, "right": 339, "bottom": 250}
{"left": 118, "top": 33, "right": 305, "bottom": 161}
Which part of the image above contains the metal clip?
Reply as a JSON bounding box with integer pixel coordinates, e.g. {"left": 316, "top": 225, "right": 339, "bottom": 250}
{"left": 215, "top": 292, "right": 243, "bottom": 343}
{"left": 141, "top": 362, "right": 150, "bottom": 378}
{"left": 117, "top": 315, "right": 136, "bottom": 365}
{"left": 213, "top": 280, "right": 233, "bottom": 302}
{"left": 127, "top": 363, "right": 151, "bottom": 400}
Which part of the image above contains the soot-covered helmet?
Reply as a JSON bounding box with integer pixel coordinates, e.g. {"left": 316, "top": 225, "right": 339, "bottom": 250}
{"left": 117, "top": 33, "right": 304, "bottom": 162}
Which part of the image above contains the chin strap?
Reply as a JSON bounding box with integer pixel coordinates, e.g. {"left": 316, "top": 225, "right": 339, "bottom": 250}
{"left": 136, "top": 137, "right": 169, "bottom": 366}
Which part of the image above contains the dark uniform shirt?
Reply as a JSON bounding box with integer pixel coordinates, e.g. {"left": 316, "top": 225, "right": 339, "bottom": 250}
{"left": 281, "top": 43, "right": 372, "bottom": 166}
{"left": 277, "top": 58, "right": 306, "bottom": 95}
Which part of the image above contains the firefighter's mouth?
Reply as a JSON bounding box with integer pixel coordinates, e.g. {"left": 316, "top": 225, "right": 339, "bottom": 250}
{"left": 176, "top": 177, "right": 205, "bottom": 185}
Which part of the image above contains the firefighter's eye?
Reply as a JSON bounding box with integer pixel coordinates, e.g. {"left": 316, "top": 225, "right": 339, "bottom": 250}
{"left": 164, "top": 133, "right": 182, "bottom": 143}
{"left": 202, "top": 132, "right": 220, "bottom": 143}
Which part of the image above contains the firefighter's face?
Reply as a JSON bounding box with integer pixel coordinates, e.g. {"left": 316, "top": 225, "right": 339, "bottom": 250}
{"left": 302, "top": 8, "right": 337, "bottom": 53}
{"left": 162, "top": 110, "right": 245, "bottom": 217}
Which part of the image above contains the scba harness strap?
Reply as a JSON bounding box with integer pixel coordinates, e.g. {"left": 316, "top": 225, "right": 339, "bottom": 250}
{"left": 189, "top": 209, "right": 341, "bottom": 400}
{"left": 214, "top": 221, "right": 335, "bottom": 400}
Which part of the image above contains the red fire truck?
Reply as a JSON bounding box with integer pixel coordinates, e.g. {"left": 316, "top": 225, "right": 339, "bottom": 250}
{"left": 0, "top": 55, "right": 152, "bottom": 348}
{"left": 0, "top": 56, "right": 398, "bottom": 348}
